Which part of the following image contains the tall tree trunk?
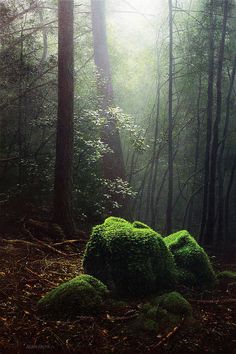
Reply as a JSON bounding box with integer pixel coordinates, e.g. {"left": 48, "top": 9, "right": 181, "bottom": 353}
{"left": 165, "top": 0, "right": 174, "bottom": 235}
{"left": 205, "top": 0, "right": 229, "bottom": 245}
{"left": 188, "top": 74, "right": 202, "bottom": 229}
{"left": 199, "top": 0, "right": 215, "bottom": 244}
{"left": 216, "top": 53, "right": 236, "bottom": 242}
{"left": 53, "top": 0, "right": 75, "bottom": 236}
{"left": 224, "top": 155, "right": 236, "bottom": 241}
{"left": 91, "top": 0, "right": 126, "bottom": 214}
{"left": 18, "top": 29, "right": 24, "bottom": 186}
{"left": 149, "top": 52, "right": 161, "bottom": 228}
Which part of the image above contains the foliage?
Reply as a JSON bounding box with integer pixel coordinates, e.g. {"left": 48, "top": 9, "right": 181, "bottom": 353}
{"left": 83, "top": 217, "right": 176, "bottom": 296}
{"left": 164, "top": 230, "right": 216, "bottom": 289}
{"left": 37, "top": 274, "right": 109, "bottom": 318}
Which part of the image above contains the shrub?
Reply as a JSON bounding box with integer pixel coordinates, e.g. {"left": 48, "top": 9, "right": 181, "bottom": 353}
{"left": 37, "top": 274, "right": 109, "bottom": 318}
{"left": 164, "top": 230, "right": 216, "bottom": 289}
{"left": 83, "top": 217, "right": 176, "bottom": 296}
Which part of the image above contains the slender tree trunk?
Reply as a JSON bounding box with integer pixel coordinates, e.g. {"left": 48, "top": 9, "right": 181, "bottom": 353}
{"left": 188, "top": 74, "right": 202, "bottom": 229}
{"left": 205, "top": 0, "right": 229, "bottom": 245}
{"left": 150, "top": 55, "right": 161, "bottom": 228}
{"left": 18, "top": 29, "right": 23, "bottom": 186}
{"left": 165, "top": 0, "right": 174, "bottom": 235}
{"left": 224, "top": 155, "right": 236, "bottom": 241}
{"left": 216, "top": 53, "right": 236, "bottom": 242}
{"left": 91, "top": 0, "right": 125, "bottom": 180}
{"left": 199, "top": 0, "right": 215, "bottom": 244}
{"left": 53, "top": 0, "right": 75, "bottom": 236}
{"left": 38, "top": 6, "right": 48, "bottom": 64}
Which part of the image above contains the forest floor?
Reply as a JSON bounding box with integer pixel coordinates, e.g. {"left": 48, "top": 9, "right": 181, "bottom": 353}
{"left": 0, "top": 222, "right": 236, "bottom": 354}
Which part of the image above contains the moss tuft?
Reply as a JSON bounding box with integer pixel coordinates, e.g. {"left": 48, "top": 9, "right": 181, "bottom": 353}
{"left": 217, "top": 270, "right": 236, "bottom": 281}
{"left": 164, "top": 230, "right": 216, "bottom": 289}
{"left": 132, "top": 221, "right": 151, "bottom": 229}
{"left": 104, "top": 216, "right": 127, "bottom": 226}
{"left": 154, "top": 291, "right": 192, "bottom": 317}
{"left": 83, "top": 217, "right": 176, "bottom": 296}
{"left": 37, "top": 274, "right": 109, "bottom": 318}
{"left": 134, "top": 292, "right": 191, "bottom": 333}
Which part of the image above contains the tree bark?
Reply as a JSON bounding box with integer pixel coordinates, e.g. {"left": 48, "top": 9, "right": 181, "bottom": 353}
{"left": 91, "top": 0, "right": 126, "bottom": 214}
{"left": 205, "top": 0, "right": 229, "bottom": 245}
{"left": 165, "top": 0, "right": 174, "bottom": 235}
{"left": 216, "top": 53, "right": 236, "bottom": 242}
{"left": 199, "top": 0, "right": 215, "bottom": 244}
{"left": 53, "top": 0, "right": 75, "bottom": 236}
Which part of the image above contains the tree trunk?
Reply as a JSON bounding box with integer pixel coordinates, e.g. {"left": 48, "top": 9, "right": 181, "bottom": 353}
{"left": 199, "top": 0, "right": 215, "bottom": 244}
{"left": 188, "top": 74, "right": 202, "bottom": 229}
{"left": 165, "top": 0, "right": 174, "bottom": 235}
{"left": 53, "top": 0, "right": 75, "bottom": 236}
{"left": 91, "top": 0, "right": 126, "bottom": 214}
{"left": 205, "top": 0, "right": 229, "bottom": 245}
{"left": 216, "top": 53, "right": 236, "bottom": 242}
{"left": 224, "top": 155, "right": 236, "bottom": 241}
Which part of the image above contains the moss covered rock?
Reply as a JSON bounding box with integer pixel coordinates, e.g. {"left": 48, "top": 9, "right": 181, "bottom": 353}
{"left": 153, "top": 291, "right": 192, "bottom": 317}
{"left": 164, "top": 230, "right": 216, "bottom": 289}
{"left": 133, "top": 292, "right": 192, "bottom": 333}
{"left": 83, "top": 217, "right": 176, "bottom": 296}
{"left": 217, "top": 270, "right": 236, "bottom": 282}
{"left": 37, "top": 274, "right": 109, "bottom": 318}
{"left": 217, "top": 271, "right": 236, "bottom": 290}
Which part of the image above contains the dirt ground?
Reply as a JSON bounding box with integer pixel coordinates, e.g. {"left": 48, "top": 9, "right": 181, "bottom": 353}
{"left": 0, "top": 229, "right": 236, "bottom": 354}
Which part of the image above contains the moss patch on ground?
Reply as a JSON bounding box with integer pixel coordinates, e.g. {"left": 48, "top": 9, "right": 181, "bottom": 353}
{"left": 37, "top": 274, "right": 109, "bottom": 318}
{"left": 217, "top": 270, "right": 236, "bottom": 281}
{"left": 164, "top": 230, "right": 216, "bottom": 289}
{"left": 217, "top": 271, "right": 236, "bottom": 288}
{"left": 83, "top": 217, "right": 177, "bottom": 296}
{"left": 132, "top": 292, "right": 192, "bottom": 333}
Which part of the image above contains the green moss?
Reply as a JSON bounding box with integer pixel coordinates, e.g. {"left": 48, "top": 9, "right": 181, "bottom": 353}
{"left": 37, "top": 274, "right": 109, "bottom": 318}
{"left": 141, "top": 318, "right": 159, "bottom": 332}
{"left": 132, "top": 221, "right": 151, "bottom": 229}
{"left": 164, "top": 230, "right": 216, "bottom": 289}
{"left": 83, "top": 217, "right": 176, "bottom": 296}
{"left": 134, "top": 292, "right": 191, "bottom": 333}
{"left": 217, "top": 271, "right": 236, "bottom": 282}
{"left": 154, "top": 291, "right": 192, "bottom": 317}
{"left": 104, "top": 216, "right": 127, "bottom": 226}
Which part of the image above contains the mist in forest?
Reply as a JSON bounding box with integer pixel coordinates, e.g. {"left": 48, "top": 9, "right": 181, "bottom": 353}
{"left": 1, "top": 1, "right": 236, "bottom": 353}
{"left": 1, "top": 0, "right": 236, "bottom": 246}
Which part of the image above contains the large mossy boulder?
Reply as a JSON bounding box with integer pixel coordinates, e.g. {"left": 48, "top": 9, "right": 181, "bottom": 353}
{"left": 37, "top": 274, "right": 109, "bottom": 318}
{"left": 164, "top": 230, "right": 216, "bottom": 289}
{"left": 83, "top": 217, "right": 177, "bottom": 296}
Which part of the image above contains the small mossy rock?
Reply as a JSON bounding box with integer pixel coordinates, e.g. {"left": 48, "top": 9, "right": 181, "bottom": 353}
{"left": 83, "top": 217, "right": 176, "bottom": 296}
{"left": 164, "top": 230, "right": 216, "bottom": 289}
{"left": 217, "top": 271, "right": 236, "bottom": 289}
{"left": 134, "top": 292, "right": 191, "bottom": 333}
{"left": 217, "top": 270, "right": 236, "bottom": 282}
{"left": 153, "top": 291, "right": 192, "bottom": 317}
{"left": 37, "top": 274, "right": 109, "bottom": 318}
